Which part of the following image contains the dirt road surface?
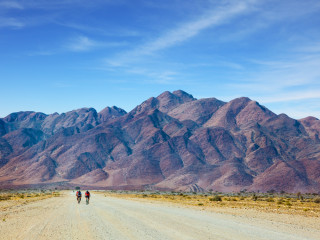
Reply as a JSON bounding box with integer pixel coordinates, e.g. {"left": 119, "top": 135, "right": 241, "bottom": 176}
{"left": 0, "top": 191, "right": 319, "bottom": 240}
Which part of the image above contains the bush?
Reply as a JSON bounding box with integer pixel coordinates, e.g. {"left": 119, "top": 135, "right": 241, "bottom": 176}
{"left": 277, "top": 199, "right": 283, "bottom": 204}
{"left": 285, "top": 201, "right": 292, "bottom": 207}
{"left": 0, "top": 195, "right": 11, "bottom": 201}
{"left": 252, "top": 195, "right": 258, "bottom": 201}
{"left": 266, "top": 197, "right": 274, "bottom": 202}
{"left": 314, "top": 198, "right": 320, "bottom": 203}
{"left": 209, "top": 196, "right": 222, "bottom": 201}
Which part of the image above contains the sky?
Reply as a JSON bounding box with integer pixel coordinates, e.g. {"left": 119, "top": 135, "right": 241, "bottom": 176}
{"left": 1, "top": 0, "right": 320, "bottom": 119}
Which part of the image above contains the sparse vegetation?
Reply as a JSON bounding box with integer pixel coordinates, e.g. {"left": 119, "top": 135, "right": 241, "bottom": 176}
{"left": 252, "top": 195, "right": 258, "bottom": 201}
{"left": 209, "top": 196, "right": 222, "bottom": 201}
{"left": 0, "top": 195, "right": 11, "bottom": 201}
{"left": 0, "top": 190, "right": 61, "bottom": 204}
{"left": 266, "top": 197, "right": 274, "bottom": 202}
{"left": 99, "top": 190, "right": 320, "bottom": 217}
{"left": 277, "top": 199, "right": 284, "bottom": 204}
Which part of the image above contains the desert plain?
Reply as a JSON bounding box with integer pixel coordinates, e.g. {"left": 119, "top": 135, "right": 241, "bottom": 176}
{"left": 0, "top": 190, "right": 319, "bottom": 240}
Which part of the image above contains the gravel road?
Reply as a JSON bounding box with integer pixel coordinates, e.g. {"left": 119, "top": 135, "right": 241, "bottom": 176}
{"left": 0, "top": 192, "right": 319, "bottom": 240}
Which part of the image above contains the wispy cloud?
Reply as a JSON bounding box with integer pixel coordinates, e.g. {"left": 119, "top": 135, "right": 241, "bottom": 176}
{"left": 136, "top": 1, "right": 254, "bottom": 54}
{"left": 28, "top": 35, "right": 126, "bottom": 55}
{"left": 0, "top": 17, "right": 24, "bottom": 28}
{"left": 103, "top": 1, "right": 257, "bottom": 84}
{"left": 56, "top": 22, "right": 140, "bottom": 37}
{"left": 0, "top": 1, "right": 24, "bottom": 9}
{"left": 257, "top": 90, "right": 320, "bottom": 103}
{"left": 65, "top": 35, "right": 127, "bottom": 52}
{"left": 10, "top": 0, "right": 125, "bottom": 12}
{"left": 0, "top": 0, "right": 123, "bottom": 29}
{"left": 229, "top": 53, "right": 320, "bottom": 93}
{"left": 295, "top": 42, "right": 320, "bottom": 53}
{"left": 106, "top": 0, "right": 257, "bottom": 66}
{"left": 66, "top": 36, "right": 98, "bottom": 52}
{"left": 223, "top": 52, "right": 320, "bottom": 119}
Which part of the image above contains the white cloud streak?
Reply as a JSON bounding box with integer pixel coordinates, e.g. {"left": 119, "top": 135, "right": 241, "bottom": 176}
{"left": 106, "top": 0, "right": 257, "bottom": 66}
{"left": 257, "top": 90, "right": 320, "bottom": 103}
{"left": 137, "top": 1, "right": 253, "bottom": 54}
{"left": 0, "top": 1, "right": 24, "bottom": 9}
{"left": 229, "top": 54, "right": 320, "bottom": 93}
{"left": 65, "top": 35, "right": 127, "bottom": 52}
{"left": 0, "top": 17, "right": 24, "bottom": 28}
{"left": 66, "top": 36, "right": 98, "bottom": 52}
{"left": 10, "top": 0, "right": 124, "bottom": 11}
{"left": 295, "top": 42, "right": 320, "bottom": 53}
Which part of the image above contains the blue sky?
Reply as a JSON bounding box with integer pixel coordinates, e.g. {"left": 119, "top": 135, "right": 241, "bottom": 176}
{"left": 1, "top": 0, "right": 320, "bottom": 119}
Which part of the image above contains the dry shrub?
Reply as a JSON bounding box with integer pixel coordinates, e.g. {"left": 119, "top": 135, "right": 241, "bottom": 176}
{"left": 209, "top": 196, "right": 222, "bottom": 201}
{"left": 0, "top": 195, "right": 11, "bottom": 201}
{"left": 314, "top": 198, "right": 320, "bottom": 204}
{"left": 285, "top": 201, "right": 292, "bottom": 207}
{"left": 277, "top": 199, "right": 283, "bottom": 204}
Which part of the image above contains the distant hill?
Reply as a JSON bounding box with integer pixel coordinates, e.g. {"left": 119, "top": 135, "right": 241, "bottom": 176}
{"left": 0, "top": 90, "right": 319, "bottom": 193}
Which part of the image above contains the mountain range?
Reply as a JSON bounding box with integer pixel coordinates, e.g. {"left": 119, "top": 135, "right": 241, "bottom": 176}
{"left": 0, "top": 90, "right": 319, "bottom": 193}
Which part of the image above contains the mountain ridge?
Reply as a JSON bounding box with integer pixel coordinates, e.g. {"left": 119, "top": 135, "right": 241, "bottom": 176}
{"left": 0, "top": 90, "right": 319, "bottom": 193}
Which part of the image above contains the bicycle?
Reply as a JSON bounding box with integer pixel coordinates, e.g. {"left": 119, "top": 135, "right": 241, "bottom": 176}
{"left": 77, "top": 196, "right": 81, "bottom": 204}
{"left": 86, "top": 197, "right": 89, "bottom": 205}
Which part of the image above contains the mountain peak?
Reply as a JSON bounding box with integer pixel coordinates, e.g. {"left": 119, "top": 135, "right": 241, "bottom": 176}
{"left": 156, "top": 90, "right": 195, "bottom": 113}
{"left": 172, "top": 90, "right": 195, "bottom": 101}
{"left": 131, "top": 90, "right": 196, "bottom": 116}
{"left": 4, "top": 111, "right": 47, "bottom": 122}
{"left": 300, "top": 116, "right": 319, "bottom": 122}
{"left": 98, "top": 106, "right": 127, "bottom": 122}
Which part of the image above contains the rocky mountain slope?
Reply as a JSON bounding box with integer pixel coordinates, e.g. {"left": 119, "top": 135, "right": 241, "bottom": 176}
{"left": 0, "top": 90, "right": 319, "bottom": 193}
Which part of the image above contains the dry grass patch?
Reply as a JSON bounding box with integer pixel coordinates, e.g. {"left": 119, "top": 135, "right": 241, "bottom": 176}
{"left": 99, "top": 191, "right": 320, "bottom": 217}
{"left": 0, "top": 190, "right": 61, "bottom": 212}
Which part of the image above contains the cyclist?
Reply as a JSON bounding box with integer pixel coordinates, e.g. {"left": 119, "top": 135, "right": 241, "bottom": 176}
{"left": 85, "top": 190, "right": 90, "bottom": 204}
{"left": 76, "top": 190, "right": 82, "bottom": 204}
